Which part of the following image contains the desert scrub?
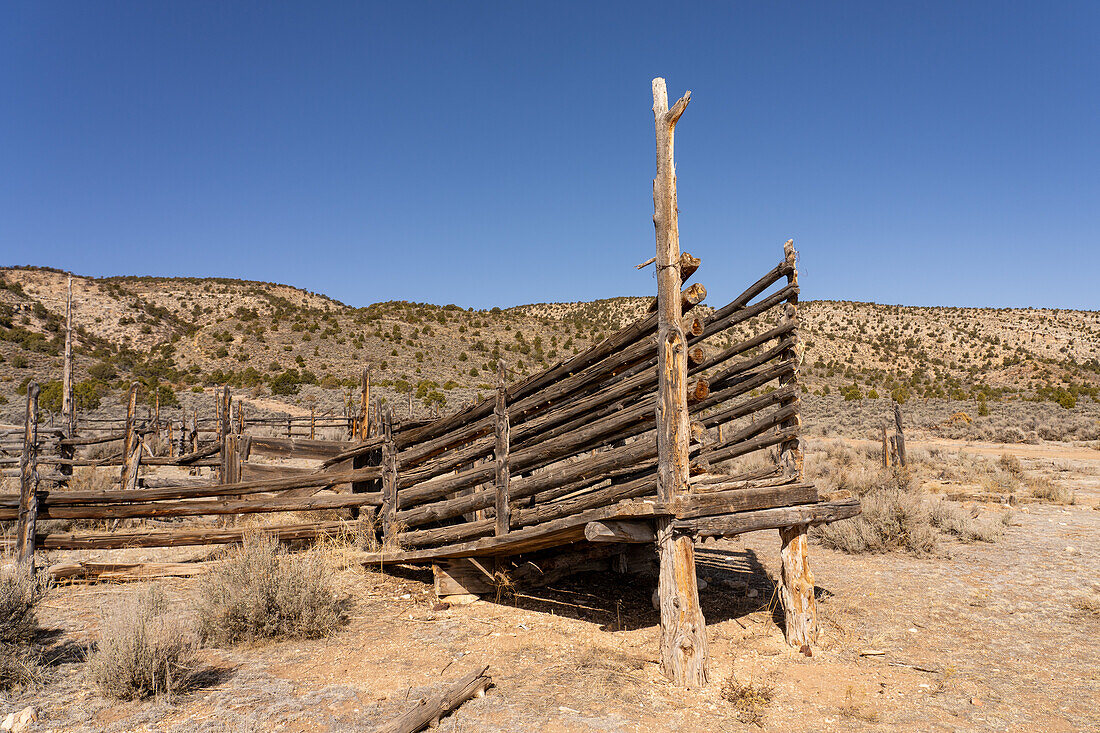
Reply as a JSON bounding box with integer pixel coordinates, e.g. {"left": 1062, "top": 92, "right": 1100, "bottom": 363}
{"left": 196, "top": 533, "right": 348, "bottom": 645}
{"left": 88, "top": 587, "right": 195, "bottom": 700}
{"left": 721, "top": 674, "right": 774, "bottom": 726}
{"left": 0, "top": 567, "right": 47, "bottom": 691}
{"left": 1026, "top": 475, "right": 1075, "bottom": 504}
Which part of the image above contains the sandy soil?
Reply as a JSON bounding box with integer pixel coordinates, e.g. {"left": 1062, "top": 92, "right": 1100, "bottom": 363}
{"left": 2, "top": 442, "right": 1098, "bottom": 732}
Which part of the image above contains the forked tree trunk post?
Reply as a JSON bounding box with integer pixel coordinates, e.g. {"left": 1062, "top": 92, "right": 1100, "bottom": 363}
{"left": 894, "top": 403, "right": 907, "bottom": 467}
{"left": 16, "top": 383, "right": 40, "bottom": 572}
{"left": 651, "top": 76, "right": 709, "bottom": 687}
{"left": 776, "top": 240, "right": 817, "bottom": 650}
{"left": 120, "top": 382, "right": 140, "bottom": 491}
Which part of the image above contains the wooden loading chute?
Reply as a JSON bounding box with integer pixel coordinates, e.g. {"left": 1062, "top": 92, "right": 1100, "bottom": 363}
{"left": 1, "top": 77, "right": 859, "bottom": 688}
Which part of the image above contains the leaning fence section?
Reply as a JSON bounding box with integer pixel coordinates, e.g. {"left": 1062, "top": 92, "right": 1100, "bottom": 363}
{"left": 2, "top": 242, "right": 855, "bottom": 565}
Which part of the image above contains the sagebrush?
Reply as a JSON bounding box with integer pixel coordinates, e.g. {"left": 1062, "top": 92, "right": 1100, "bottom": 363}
{"left": 197, "top": 533, "right": 348, "bottom": 645}
{"left": 87, "top": 586, "right": 196, "bottom": 700}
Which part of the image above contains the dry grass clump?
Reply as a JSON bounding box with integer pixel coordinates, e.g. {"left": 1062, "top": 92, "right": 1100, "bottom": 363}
{"left": 196, "top": 533, "right": 348, "bottom": 645}
{"left": 1070, "top": 594, "right": 1100, "bottom": 619}
{"left": 998, "top": 453, "right": 1023, "bottom": 476}
{"left": 814, "top": 482, "right": 939, "bottom": 555}
{"left": 928, "top": 501, "right": 1003, "bottom": 543}
{"left": 87, "top": 587, "right": 195, "bottom": 700}
{"left": 1026, "top": 476, "right": 1075, "bottom": 504}
{"left": 811, "top": 448, "right": 1004, "bottom": 554}
{"left": 721, "top": 674, "right": 774, "bottom": 726}
{"left": 0, "top": 568, "right": 46, "bottom": 691}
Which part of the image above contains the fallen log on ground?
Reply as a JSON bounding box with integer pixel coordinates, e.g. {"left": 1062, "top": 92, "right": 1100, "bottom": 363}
{"left": 373, "top": 664, "right": 492, "bottom": 733}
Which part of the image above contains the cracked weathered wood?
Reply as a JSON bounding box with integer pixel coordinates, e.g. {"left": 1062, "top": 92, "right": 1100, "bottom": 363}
{"left": 652, "top": 76, "right": 708, "bottom": 688}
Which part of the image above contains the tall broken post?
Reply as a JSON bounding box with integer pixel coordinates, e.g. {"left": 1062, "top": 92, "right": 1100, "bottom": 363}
{"left": 59, "top": 275, "right": 75, "bottom": 478}
{"left": 776, "top": 239, "right": 817, "bottom": 650}
{"left": 120, "top": 382, "right": 141, "bottom": 491}
{"left": 651, "top": 76, "right": 709, "bottom": 687}
{"left": 361, "top": 366, "right": 371, "bottom": 440}
{"left": 16, "top": 383, "right": 40, "bottom": 573}
{"left": 894, "top": 403, "right": 907, "bottom": 467}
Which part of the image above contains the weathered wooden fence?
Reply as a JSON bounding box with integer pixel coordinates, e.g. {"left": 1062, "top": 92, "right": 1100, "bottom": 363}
{"left": 0, "top": 77, "right": 861, "bottom": 688}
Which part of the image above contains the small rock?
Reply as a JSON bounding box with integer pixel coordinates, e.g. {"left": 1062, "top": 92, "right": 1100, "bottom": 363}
{"left": 651, "top": 588, "right": 660, "bottom": 610}
{"left": 747, "top": 588, "right": 759, "bottom": 598}
{"left": 3, "top": 708, "right": 36, "bottom": 733}
{"left": 971, "top": 697, "right": 983, "bottom": 707}
{"left": 696, "top": 578, "right": 708, "bottom": 591}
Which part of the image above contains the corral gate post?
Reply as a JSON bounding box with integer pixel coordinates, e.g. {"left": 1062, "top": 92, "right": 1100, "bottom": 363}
{"left": 776, "top": 240, "right": 818, "bottom": 649}
{"left": 651, "top": 76, "right": 709, "bottom": 687}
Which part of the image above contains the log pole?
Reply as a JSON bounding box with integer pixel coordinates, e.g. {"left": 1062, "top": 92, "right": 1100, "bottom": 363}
{"left": 361, "top": 366, "right": 371, "bottom": 439}
{"left": 16, "top": 383, "right": 40, "bottom": 572}
{"left": 494, "top": 360, "right": 510, "bottom": 536}
{"left": 120, "top": 382, "right": 140, "bottom": 490}
{"left": 61, "top": 276, "right": 75, "bottom": 440}
{"left": 651, "top": 76, "right": 708, "bottom": 688}
{"left": 381, "top": 405, "right": 398, "bottom": 544}
{"left": 894, "top": 403, "right": 907, "bottom": 467}
{"left": 775, "top": 240, "right": 817, "bottom": 650}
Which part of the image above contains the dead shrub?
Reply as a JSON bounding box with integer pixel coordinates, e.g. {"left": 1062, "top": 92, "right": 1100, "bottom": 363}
{"left": 196, "top": 533, "right": 348, "bottom": 645}
{"left": 814, "top": 487, "right": 938, "bottom": 555}
{"left": 928, "top": 501, "right": 1002, "bottom": 543}
{"left": 721, "top": 675, "right": 774, "bottom": 726}
{"left": 998, "top": 453, "right": 1023, "bottom": 476}
{"left": 0, "top": 567, "right": 47, "bottom": 691}
{"left": 1027, "top": 476, "right": 1074, "bottom": 504}
{"left": 87, "top": 587, "right": 195, "bottom": 700}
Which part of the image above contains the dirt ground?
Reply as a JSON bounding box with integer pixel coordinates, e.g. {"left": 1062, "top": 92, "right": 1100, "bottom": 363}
{"left": 3, "top": 439, "right": 1099, "bottom": 732}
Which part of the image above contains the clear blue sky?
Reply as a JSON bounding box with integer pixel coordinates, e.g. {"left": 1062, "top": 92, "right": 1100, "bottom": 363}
{"left": 2, "top": 2, "right": 1097, "bottom": 310}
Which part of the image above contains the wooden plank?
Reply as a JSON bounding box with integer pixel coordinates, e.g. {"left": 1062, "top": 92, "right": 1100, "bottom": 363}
{"left": 672, "top": 498, "right": 862, "bottom": 536}
{"left": 671, "top": 483, "right": 817, "bottom": 520}
{"left": 358, "top": 499, "right": 668, "bottom": 564}
{"left": 249, "top": 436, "right": 355, "bottom": 460}
{"left": 17, "top": 520, "right": 356, "bottom": 550}
{"left": 584, "top": 520, "right": 656, "bottom": 543}
{"left": 2, "top": 491, "right": 382, "bottom": 521}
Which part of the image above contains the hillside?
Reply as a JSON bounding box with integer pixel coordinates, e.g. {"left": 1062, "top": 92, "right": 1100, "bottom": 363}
{"left": 1, "top": 266, "right": 1098, "bottom": 421}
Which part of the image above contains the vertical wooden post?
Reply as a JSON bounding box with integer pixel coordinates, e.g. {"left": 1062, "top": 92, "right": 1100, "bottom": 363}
{"left": 494, "top": 360, "right": 510, "bottom": 536}
{"left": 236, "top": 401, "right": 244, "bottom": 435}
{"left": 120, "top": 382, "right": 140, "bottom": 491}
{"left": 361, "top": 366, "right": 371, "bottom": 439}
{"left": 881, "top": 424, "right": 892, "bottom": 469}
{"left": 776, "top": 239, "right": 817, "bottom": 650}
{"left": 894, "top": 403, "right": 907, "bottom": 467}
{"left": 651, "top": 77, "right": 708, "bottom": 687}
{"left": 286, "top": 416, "right": 292, "bottom": 438}
{"left": 224, "top": 431, "right": 241, "bottom": 526}
{"left": 381, "top": 406, "right": 398, "bottom": 545}
{"left": 191, "top": 410, "right": 199, "bottom": 454}
{"left": 16, "top": 383, "right": 40, "bottom": 572}
{"left": 310, "top": 408, "right": 316, "bottom": 440}
{"left": 217, "top": 386, "right": 231, "bottom": 483}
{"left": 61, "top": 276, "right": 75, "bottom": 438}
